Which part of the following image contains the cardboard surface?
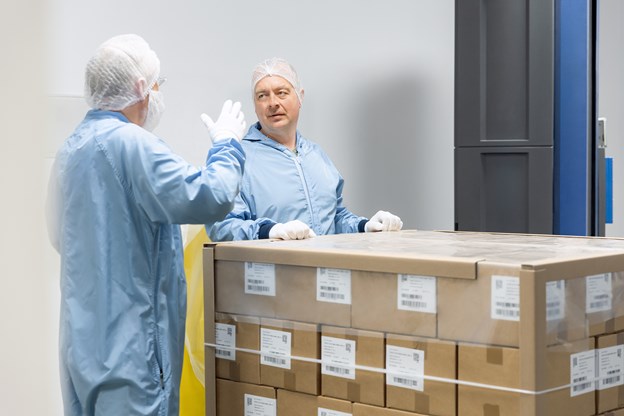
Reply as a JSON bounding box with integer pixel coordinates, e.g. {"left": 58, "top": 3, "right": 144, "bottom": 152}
{"left": 385, "top": 333, "right": 456, "bottom": 416}
{"left": 597, "top": 332, "right": 624, "bottom": 413}
{"left": 216, "top": 378, "right": 275, "bottom": 416}
{"left": 215, "top": 313, "right": 260, "bottom": 384}
{"left": 321, "top": 326, "right": 385, "bottom": 407}
{"left": 276, "top": 389, "right": 352, "bottom": 416}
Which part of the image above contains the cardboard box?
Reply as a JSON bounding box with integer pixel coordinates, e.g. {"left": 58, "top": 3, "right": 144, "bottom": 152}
{"left": 216, "top": 378, "right": 275, "bottom": 416}
{"left": 587, "top": 272, "right": 624, "bottom": 336}
{"left": 321, "top": 325, "right": 385, "bottom": 407}
{"left": 352, "top": 402, "right": 428, "bottom": 416}
{"left": 215, "top": 261, "right": 351, "bottom": 326}
{"left": 351, "top": 270, "right": 437, "bottom": 337}
{"left": 596, "top": 332, "right": 624, "bottom": 413}
{"left": 385, "top": 333, "right": 456, "bottom": 416}
{"left": 259, "top": 318, "right": 320, "bottom": 395}
{"left": 276, "top": 389, "right": 352, "bottom": 416}
{"left": 457, "top": 338, "right": 595, "bottom": 416}
{"left": 215, "top": 313, "right": 260, "bottom": 384}
{"left": 205, "top": 230, "right": 624, "bottom": 414}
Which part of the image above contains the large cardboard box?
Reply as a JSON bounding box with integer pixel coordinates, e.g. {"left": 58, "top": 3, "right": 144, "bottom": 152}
{"left": 385, "top": 333, "right": 456, "bottom": 416}
{"left": 204, "top": 230, "right": 624, "bottom": 415}
{"left": 352, "top": 403, "right": 428, "bottom": 416}
{"left": 215, "top": 313, "right": 260, "bottom": 384}
{"left": 599, "top": 409, "right": 624, "bottom": 416}
{"left": 276, "top": 389, "right": 352, "bottom": 416}
{"left": 259, "top": 318, "right": 320, "bottom": 395}
{"left": 596, "top": 332, "right": 624, "bottom": 413}
{"left": 215, "top": 261, "right": 351, "bottom": 326}
{"left": 351, "top": 270, "right": 437, "bottom": 337}
{"left": 216, "top": 378, "right": 276, "bottom": 416}
{"left": 457, "top": 338, "right": 595, "bottom": 416}
{"left": 321, "top": 325, "right": 385, "bottom": 407}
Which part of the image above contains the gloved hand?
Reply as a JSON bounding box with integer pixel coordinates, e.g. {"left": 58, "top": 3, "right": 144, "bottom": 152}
{"left": 269, "top": 220, "right": 317, "bottom": 240}
{"left": 365, "top": 210, "right": 403, "bottom": 232}
{"left": 200, "top": 99, "right": 246, "bottom": 143}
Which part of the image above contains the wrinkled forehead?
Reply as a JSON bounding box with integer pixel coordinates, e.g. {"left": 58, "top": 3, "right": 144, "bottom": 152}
{"left": 253, "top": 75, "right": 294, "bottom": 93}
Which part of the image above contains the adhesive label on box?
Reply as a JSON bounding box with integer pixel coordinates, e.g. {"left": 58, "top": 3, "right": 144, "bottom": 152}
{"left": 385, "top": 345, "right": 425, "bottom": 391}
{"left": 244, "top": 262, "right": 276, "bottom": 296}
{"left": 586, "top": 273, "right": 612, "bottom": 313}
{"left": 244, "top": 394, "right": 276, "bottom": 416}
{"left": 260, "top": 328, "right": 291, "bottom": 369}
{"left": 598, "top": 345, "right": 624, "bottom": 390}
{"left": 215, "top": 323, "right": 236, "bottom": 361}
{"left": 570, "top": 350, "right": 596, "bottom": 397}
{"left": 317, "top": 268, "right": 351, "bottom": 305}
{"left": 546, "top": 280, "right": 565, "bottom": 322}
{"left": 318, "top": 408, "right": 352, "bottom": 416}
{"left": 397, "top": 274, "right": 437, "bottom": 314}
{"left": 321, "top": 336, "right": 356, "bottom": 379}
{"left": 491, "top": 275, "right": 520, "bottom": 321}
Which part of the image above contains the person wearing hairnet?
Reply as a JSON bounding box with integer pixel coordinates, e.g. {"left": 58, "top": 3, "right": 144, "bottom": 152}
{"left": 206, "top": 57, "right": 402, "bottom": 241}
{"left": 46, "top": 34, "right": 246, "bottom": 415}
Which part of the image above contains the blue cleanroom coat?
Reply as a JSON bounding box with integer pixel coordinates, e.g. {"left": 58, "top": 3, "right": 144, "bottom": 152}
{"left": 207, "top": 122, "right": 366, "bottom": 241}
{"left": 46, "top": 110, "right": 245, "bottom": 415}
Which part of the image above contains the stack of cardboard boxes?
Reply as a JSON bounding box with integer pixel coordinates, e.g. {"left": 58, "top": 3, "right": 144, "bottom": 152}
{"left": 204, "top": 231, "right": 624, "bottom": 416}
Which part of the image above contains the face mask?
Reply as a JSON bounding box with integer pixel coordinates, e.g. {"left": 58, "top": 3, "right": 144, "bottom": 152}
{"left": 143, "top": 89, "right": 165, "bottom": 132}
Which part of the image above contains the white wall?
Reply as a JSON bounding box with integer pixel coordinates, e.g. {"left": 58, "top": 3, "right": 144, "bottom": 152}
{"left": 38, "top": 1, "right": 455, "bottom": 413}
{"left": 600, "top": 0, "right": 624, "bottom": 236}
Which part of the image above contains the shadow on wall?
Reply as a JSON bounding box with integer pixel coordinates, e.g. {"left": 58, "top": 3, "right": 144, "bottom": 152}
{"left": 349, "top": 69, "right": 428, "bottom": 230}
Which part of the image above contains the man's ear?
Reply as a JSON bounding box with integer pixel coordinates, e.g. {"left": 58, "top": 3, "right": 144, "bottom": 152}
{"left": 299, "top": 88, "right": 305, "bottom": 105}
{"left": 135, "top": 77, "right": 148, "bottom": 98}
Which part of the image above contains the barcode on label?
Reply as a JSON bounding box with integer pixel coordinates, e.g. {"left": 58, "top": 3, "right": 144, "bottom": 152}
{"left": 326, "top": 365, "right": 351, "bottom": 376}
{"left": 216, "top": 349, "right": 232, "bottom": 357}
{"left": 263, "top": 356, "right": 286, "bottom": 366}
{"left": 320, "top": 292, "right": 345, "bottom": 300}
{"left": 320, "top": 286, "right": 339, "bottom": 292}
{"left": 573, "top": 382, "right": 593, "bottom": 392}
{"left": 247, "top": 285, "right": 271, "bottom": 292}
{"left": 401, "top": 300, "right": 428, "bottom": 308}
{"left": 603, "top": 376, "right": 621, "bottom": 386}
{"left": 401, "top": 293, "right": 423, "bottom": 300}
{"left": 393, "top": 377, "right": 419, "bottom": 387}
{"left": 495, "top": 308, "right": 519, "bottom": 317}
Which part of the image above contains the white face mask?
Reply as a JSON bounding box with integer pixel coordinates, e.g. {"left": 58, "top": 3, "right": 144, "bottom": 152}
{"left": 143, "top": 89, "right": 165, "bottom": 132}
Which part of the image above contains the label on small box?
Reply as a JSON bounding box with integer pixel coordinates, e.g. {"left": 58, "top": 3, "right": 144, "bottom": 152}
{"left": 317, "top": 268, "right": 351, "bottom": 305}
{"left": 397, "top": 274, "right": 437, "bottom": 314}
{"left": 386, "top": 345, "right": 425, "bottom": 391}
{"left": 491, "top": 275, "right": 520, "bottom": 321}
{"left": 260, "top": 328, "right": 291, "bottom": 369}
{"left": 244, "top": 262, "right": 276, "bottom": 296}
{"left": 244, "top": 394, "right": 276, "bottom": 416}
{"left": 215, "top": 323, "right": 236, "bottom": 361}
{"left": 546, "top": 280, "right": 565, "bottom": 322}
{"left": 598, "top": 345, "right": 624, "bottom": 390}
{"left": 318, "top": 408, "right": 352, "bottom": 416}
{"left": 321, "top": 336, "right": 356, "bottom": 380}
{"left": 570, "top": 350, "right": 596, "bottom": 397}
{"left": 586, "top": 273, "right": 612, "bottom": 313}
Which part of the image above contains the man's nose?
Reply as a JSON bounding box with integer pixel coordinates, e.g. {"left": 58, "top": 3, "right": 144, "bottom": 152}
{"left": 268, "top": 93, "right": 279, "bottom": 107}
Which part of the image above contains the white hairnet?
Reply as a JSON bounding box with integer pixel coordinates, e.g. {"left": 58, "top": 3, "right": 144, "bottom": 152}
{"left": 84, "top": 34, "right": 160, "bottom": 111}
{"left": 251, "top": 57, "right": 302, "bottom": 103}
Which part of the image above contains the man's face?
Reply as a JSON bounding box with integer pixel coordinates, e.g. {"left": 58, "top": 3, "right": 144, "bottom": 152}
{"left": 254, "top": 75, "right": 301, "bottom": 141}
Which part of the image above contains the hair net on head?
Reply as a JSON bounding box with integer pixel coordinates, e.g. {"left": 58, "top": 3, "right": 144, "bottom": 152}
{"left": 252, "top": 57, "right": 303, "bottom": 103}
{"left": 84, "top": 34, "right": 160, "bottom": 111}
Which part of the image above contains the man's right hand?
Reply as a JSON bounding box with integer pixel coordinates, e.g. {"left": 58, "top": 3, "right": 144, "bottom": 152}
{"left": 269, "top": 220, "right": 316, "bottom": 240}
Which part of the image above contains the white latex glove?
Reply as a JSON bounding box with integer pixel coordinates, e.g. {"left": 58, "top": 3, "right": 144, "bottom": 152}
{"left": 269, "top": 220, "right": 317, "bottom": 240}
{"left": 364, "top": 210, "right": 403, "bottom": 232}
{"left": 200, "top": 99, "right": 246, "bottom": 143}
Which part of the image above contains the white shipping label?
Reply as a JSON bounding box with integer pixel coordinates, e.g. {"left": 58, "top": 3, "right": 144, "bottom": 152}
{"left": 317, "top": 268, "right": 351, "bottom": 305}
{"left": 260, "top": 328, "right": 291, "bottom": 369}
{"left": 321, "top": 336, "right": 356, "bottom": 380}
{"left": 570, "top": 350, "right": 596, "bottom": 397}
{"left": 586, "top": 273, "right": 612, "bottom": 313}
{"left": 397, "top": 274, "right": 437, "bottom": 314}
{"left": 385, "top": 345, "right": 425, "bottom": 391}
{"left": 244, "top": 394, "right": 277, "bottom": 416}
{"left": 491, "top": 275, "right": 520, "bottom": 321}
{"left": 318, "top": 408, "right": 352, "bottom": 416}
{"left": 215, "top": 323, "right": 236, "bottom": 361}
{"left": 546, "top": 280, "right": 566, "bottom": 322}
{"left": 598, "top": 345, "right": 624, "bottom": 390}
{"left": 245, "top": 262, "right": 276, "bottom": 296}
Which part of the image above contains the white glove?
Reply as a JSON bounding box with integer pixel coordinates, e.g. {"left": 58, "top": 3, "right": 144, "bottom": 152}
{"left": 200, "top": 99, "right": 246, "bottom": 143}
{"left": 365, "top": 210, "right": 403, "bottom": 232}
{"left": 269, "top": 220, "right": 317, "bottom": 240}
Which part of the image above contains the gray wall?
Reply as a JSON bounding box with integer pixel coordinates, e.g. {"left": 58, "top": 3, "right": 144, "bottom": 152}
{"left": 39, "top": 0, "right": 455, "bottom": 413}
